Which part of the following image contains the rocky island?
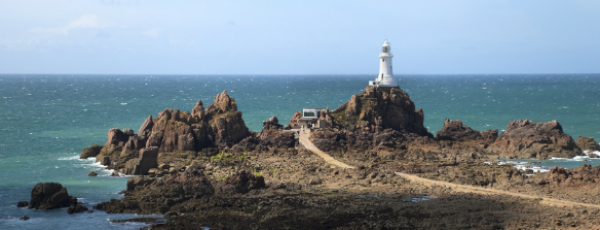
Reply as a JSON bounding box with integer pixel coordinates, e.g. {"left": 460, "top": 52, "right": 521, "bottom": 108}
{"left": 64, "top": 84, "right": 600, "bottom": 229}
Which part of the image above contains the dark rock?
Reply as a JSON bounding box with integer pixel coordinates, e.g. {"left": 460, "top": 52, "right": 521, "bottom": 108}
{"left": 127, "top": 175, "right": 153, "bottom": 191}
{"left": 220, "top": 171, "right": 266, "bottom": 194}
{"left": 100, "top": 156, "right": 111, "bottom": 166}
{"left": 28, "top": 182, "right": 77, "bottom": 210}
{"left": 487, "top": 120, "right": 581, "bottom": 159}
{"left": 67, "top": 203, "right": 89, "bottom": 214}
{"left": 110, "top": 171, "right": 120, "bottom": 177}
{"left": 20, "top": 216, "right": 30, "bottom": 221}
{"left": 88, "top": 171, "right": 98, "bottom": 176}
{"left": 17, "top": 201, "right": 28, "bottom": 207}
{"left": 435, "top": 119, "right": 497, "bottom": 143}
{"left": 138, "top": 147, "right": 159, "bottom": 175}
{"left": 79, "top": 144, "right": 102, "bottom": 159}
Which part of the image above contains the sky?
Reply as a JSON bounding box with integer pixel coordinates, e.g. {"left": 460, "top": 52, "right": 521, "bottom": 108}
{"left": 1, "top": 0, "right": 599, "bottom": 75}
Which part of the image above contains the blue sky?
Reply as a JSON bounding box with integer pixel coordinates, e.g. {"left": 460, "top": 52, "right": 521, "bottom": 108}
{"left": 1, "top": 0, "right": 599, "bottom": 74}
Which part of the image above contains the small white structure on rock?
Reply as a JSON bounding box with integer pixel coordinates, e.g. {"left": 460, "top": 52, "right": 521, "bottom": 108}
{"left": 369, "top": 40, "right": 399, "bottom": 89}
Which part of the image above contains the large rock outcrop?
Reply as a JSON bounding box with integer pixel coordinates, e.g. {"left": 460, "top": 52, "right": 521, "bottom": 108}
{"left": 83, "top": 91, "right": 253, "bottom": 175}
{"left": 486, "top": 120, "right": 581, "bottom": 159}
{"left": 330, "top": 86, "right": 429, "bottom": 136}
{"left": 28, "top": 182, "right": 78, "bottom": 210}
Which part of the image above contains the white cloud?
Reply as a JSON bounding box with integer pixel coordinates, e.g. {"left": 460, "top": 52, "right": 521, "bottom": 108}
{"left": 30, "top": 14, "right": 105, "bottom": 35}
{"left": 142, "top": 28, "right": 162, "bottom": 38}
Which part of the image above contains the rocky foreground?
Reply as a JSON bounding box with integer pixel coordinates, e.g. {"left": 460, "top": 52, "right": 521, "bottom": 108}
{"left": 72, "top": 87, "right": 600, "bottom": 229}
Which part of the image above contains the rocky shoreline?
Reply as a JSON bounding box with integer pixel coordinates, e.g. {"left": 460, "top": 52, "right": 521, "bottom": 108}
{"left": 25, "top": 86, "right": 600, "bottom": 229}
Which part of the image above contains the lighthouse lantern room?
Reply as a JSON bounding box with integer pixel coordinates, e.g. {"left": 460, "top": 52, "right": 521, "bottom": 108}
{"left": 369, "top": 41, "right": 399, "bottom": 89}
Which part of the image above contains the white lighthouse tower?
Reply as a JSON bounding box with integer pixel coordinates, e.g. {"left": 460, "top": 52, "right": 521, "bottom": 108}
{"left": 369, "top": 41, "right": 399, "bottom": 88}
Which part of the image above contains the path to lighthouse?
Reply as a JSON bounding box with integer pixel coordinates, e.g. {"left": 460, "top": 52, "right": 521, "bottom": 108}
{"left": 298, "top": 131, "right": 600, "bottom": 209}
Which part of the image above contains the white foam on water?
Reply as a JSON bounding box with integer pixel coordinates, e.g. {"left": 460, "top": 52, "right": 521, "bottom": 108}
{"left": 57, "top": 155, "right": 82, "bottom": 161}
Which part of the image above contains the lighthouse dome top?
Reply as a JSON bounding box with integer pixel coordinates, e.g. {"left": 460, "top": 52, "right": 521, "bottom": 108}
{"left": 381, "top": 41, "right": 391, "bottom": 53}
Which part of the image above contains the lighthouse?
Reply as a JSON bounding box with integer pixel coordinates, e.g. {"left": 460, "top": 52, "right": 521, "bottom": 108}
{"left": 369, "top": 41, "right": 399, "bottom": 88}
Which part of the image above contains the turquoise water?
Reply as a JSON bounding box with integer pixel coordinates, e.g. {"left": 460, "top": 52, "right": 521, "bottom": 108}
{"left": 1, "top": 74, "right": 599, "bottom": 229}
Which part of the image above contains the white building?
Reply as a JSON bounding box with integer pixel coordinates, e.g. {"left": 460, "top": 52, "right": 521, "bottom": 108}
{"left": 369, "top": 41, "right": 399, "bottom": 88}
{"left": 299, "top": 108, "right": 326, "bottom": 128}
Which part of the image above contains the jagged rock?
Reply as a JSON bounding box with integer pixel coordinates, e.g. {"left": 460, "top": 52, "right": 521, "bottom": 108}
{"left": 67, "top": 203, "right": 89, "bottom": 214}
{"left": 88, "top": 171, "right": 98, "bottom": 176}
{"left": 28, "top": 182, "right": 77, "bottom": 210}
{"left": 192, "top": 100, "right": 205, "bottom": 120}
{"left": 576, "top": 136, "right": 600, "bottom": 151}
{"left": 286, "top": 111, "right": 303, "bottom": 129}
{"left": 330, "top": 86, "right": 429, "bottom": 136}
{"left": 137, "top": 115, "right": 154, "bottom": 138}
{"left": 263, "top": 116, "right": 282, "bottom": 130}
{"left": 205, "top": 90, "right": 237, "bottom": 115}
{"left": 79, "top": 144, "right": 102, "bottom": 159}
{"left": 487, "top": 120, "right": 581, "bottom": 159}
{"left": 106, "top": 128, "right": 133, "bottom": 149}
{"left": 537, "top": 164, "right": 600, "bottom": 188}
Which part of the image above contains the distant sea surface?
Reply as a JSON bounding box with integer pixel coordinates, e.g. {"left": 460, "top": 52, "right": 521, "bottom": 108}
{"left": 1, "top": 74, "right": 600, "bottom": 229}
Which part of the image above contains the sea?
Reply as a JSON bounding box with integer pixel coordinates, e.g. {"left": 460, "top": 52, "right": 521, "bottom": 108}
{"left": 1, "top": 74, "right": 600, "bottom": 229}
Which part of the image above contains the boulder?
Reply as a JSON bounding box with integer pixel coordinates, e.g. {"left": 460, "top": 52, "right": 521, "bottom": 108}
{"left": 138, "top": 147, "right": 159, "bottom": 175}
{"left": 88, "top": 171, "right": 98, "bottom": 176}
{"left": 79, "top": 144, "right": 102, "bottom": 159}
{"left": 28, "top": 182, "right": 77, "bottom": 210}
{"left": 17, "top": 201, "right": 28, "bottom": 207}
{"left": 487, "top": 120, "right": 581, "bottom": 159}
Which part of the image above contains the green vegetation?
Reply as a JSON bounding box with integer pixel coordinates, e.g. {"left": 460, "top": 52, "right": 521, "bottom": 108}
{"left": 269, "top": 168, "right": 279, "bottom": 175}
{"left": 210, "top": 152, "right": 249, "bottom": 161}
{"left": 210, "top": 152, "right": 230, "bottom": 161}
{"left": 237, "top": 152, "right": 249, "bottom": 161}
{"left": 216, "top": 173, "right": 231, "bottom": 181}
{"left": 252, "top": 171, "right": 262, "bottom": 177}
